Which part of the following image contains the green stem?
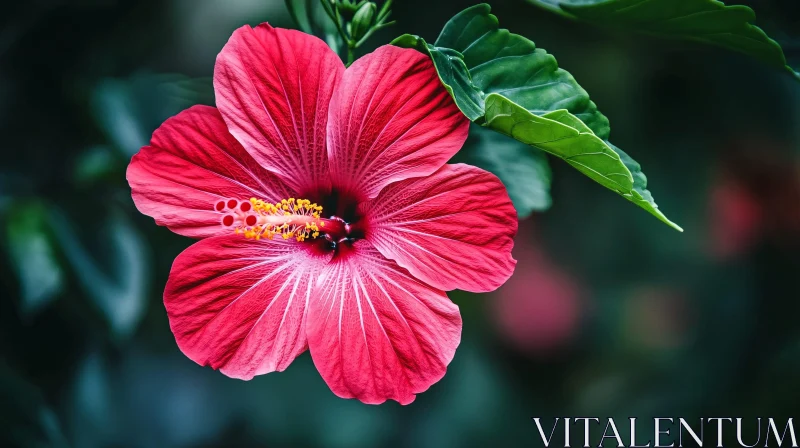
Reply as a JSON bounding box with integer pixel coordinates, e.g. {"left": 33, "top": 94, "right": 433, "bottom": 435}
{"left": 376, "top": 0, "right": 393, "bottom": 22}
{"left": 354, "top": 20, "right": 395, "bottom": 48}
{"left": 320, "top": 0, "right": 350, "bottom": 44}
{"left": 347, "top": 45, "right": 356, "bottom": 66}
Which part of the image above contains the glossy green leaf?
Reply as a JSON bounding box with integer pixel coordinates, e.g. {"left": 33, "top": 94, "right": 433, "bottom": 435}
{"left": 484, "top": 95, "right": 681, "bottom": 231}
{"left": 393, "top": 4, "right": 681, "bottom": 230}
{"left": 527, "top": 0, "right": 799, "bottom": 79}
{"left": 454, "top": 126, "right": 552, "bottom": 217}
{"left": 392, "top": 3, "right": 609, "bottom": 137}
{"left": 5, "top": 202, "right": 64, "bottom": 317}
{"left": 393, "top": 34, "right": 485, "bottom": 119}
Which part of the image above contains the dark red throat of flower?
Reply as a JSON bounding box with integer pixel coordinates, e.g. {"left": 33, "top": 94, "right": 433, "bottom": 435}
{"left": 214, "top": 197, "right": 349, "bottom": 242}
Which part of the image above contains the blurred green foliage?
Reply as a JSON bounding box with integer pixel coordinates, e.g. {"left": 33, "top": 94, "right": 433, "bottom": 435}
{"left": 1, "top": 0, "right": 799, "bottom": 447}
{"left": 5, "top": 202, "right": 64, "bottom": 317}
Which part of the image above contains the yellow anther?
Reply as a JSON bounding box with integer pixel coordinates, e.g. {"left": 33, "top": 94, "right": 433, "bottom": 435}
{"left": 227, "top": 196, "right": 327, "bottom": 242}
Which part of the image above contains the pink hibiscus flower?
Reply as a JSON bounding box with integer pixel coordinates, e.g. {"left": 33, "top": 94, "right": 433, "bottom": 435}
{"left": 126, "top": 23, "right": 517, "bottom": 404}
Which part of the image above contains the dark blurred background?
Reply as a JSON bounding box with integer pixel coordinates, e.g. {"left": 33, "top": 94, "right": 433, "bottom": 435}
{"left": 1, "top": 0, "right": 799, "bottom": 447}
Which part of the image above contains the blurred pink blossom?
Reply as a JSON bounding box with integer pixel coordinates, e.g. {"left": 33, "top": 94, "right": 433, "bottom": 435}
{"left": 491, "top": 222, "right": 584, "bottom": 354}
{"left": 708, "top": 143, "right": 800, "bottom": 259}
{"left": 708, "top": 174, "right": 764, "bottom": 259}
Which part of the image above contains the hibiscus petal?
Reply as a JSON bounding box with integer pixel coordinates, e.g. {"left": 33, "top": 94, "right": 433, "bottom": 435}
{"left": 327, "top": 45, "right": 469, "bottom": 200}
{"left": 214, "top": 23, "right": 344, "bottom": 196}
{"left": 306, "top": 241, "right": 461, "bottom": 405}
{"left": 362, "top": 163, "right": 517, "bottom": 293}
{"left": 127, "top": 105, "right": 293, "bottom": 239}
{"left": 164, "top": 235, "right": 331, "bottom": 380}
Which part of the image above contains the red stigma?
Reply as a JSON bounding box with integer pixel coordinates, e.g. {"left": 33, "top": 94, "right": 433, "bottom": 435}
{"left": 227, "top": 199, "right": 238, "bottom": 209}
{"left": 240, "top": 201, "right": 252, "bottom": 212}
{"left": 245, "top": 215, "right": 257, "bottom": 226}
{"left": 215, "top": 201, "right": 226, "bottom": 212}
{"left": 222, "top": 215, "right": 235, "bottom": 227}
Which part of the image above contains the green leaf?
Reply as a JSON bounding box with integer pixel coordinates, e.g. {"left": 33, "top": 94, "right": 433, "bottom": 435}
{"left": 391, "top": 34, "right": 486, "bottom": 122}
{"left": 392, "top": 3, "right": 609, "bottom": 137}
{"left": 92, "top": 73, "right": 214, "bottom": 157}
{"left": 67, "top": 351, "right": 115, "bottom": 448}
{"left": 0, "top": 363, "right": 70, "bottom": 448}
{"left": 393, "top": 3, "right": 681, "bottom": 230}
{"left": 50, "top": 206, "right": 151, "bottom": 340}
{"left": 285, "top": 0, "right": 314, "bottom": 34}
{"left": 527, "top": 0, "right": 799, "bottom": 79}
{"left": 72, "top": 145, "right": 118, "bottom": 186}
{"left": 454, "top": 126, "right": 552, "bottom": 217}
{"left": 4, "top": 202, "right": 64, "bottom": 317}
{"left": 484, "top": 95, "right": 681, "bottom": 231}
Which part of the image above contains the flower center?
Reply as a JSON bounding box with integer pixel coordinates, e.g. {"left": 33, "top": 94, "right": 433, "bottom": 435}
{"left": 214, "top": 197, "right": 348, "bottom": 242}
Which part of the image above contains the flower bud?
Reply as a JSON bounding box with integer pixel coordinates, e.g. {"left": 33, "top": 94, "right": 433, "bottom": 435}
{"left": 336, "top": 0, "right": 363, "bottom": 18}
{"left": 350, "top": 2, "right": 376, "bottom": 41}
